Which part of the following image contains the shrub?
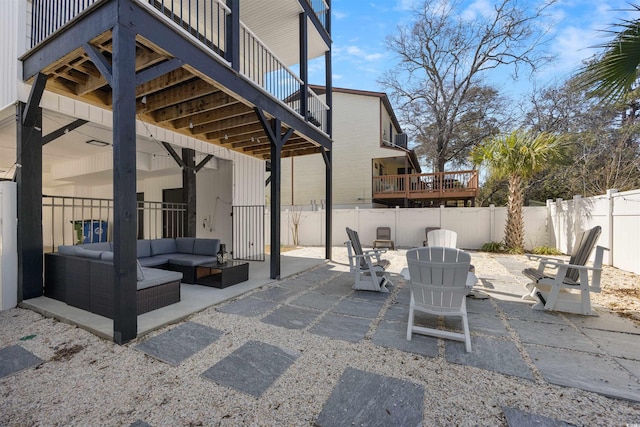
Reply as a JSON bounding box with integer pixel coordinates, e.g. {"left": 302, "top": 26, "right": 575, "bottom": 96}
{"left": 529, "top": 246, "right": 563, "bottom": 255}
{"left": 480, "top": 241, "right": 506, "bottom": 253}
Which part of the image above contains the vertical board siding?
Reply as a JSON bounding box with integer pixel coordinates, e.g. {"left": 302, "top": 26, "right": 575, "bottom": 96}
{"left": 0, "top": 0, "right": 20, "bottom": 110}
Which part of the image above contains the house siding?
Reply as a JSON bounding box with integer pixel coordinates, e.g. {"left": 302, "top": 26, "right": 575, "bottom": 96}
{"left": 279, "top": 90, "right": 405, "bottom": 207}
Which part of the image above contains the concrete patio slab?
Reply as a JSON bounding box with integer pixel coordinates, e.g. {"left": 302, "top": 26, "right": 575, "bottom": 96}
{"left": 509, "top": 318, "right": 603, "bottom": 354}
{"left": 260, "top": 305, "right": 322, "bottom": 330}
{"left": 445, "top": 336, "right": 535, "bottom": 380}
{"left": 616, "top": 358, "right": 640, "bottom": 381}
{"left": 315, "top": 367, "right": 425, "bottom": 427}
{"left": 567, "top": 310, "right": 640, "bottom": 334}
{"left": 250, "top": 286, "right": 296, "bottom": 302}
{"left": 372, "top": 320, "right": 439, "bottom": 357}
{"left": 0, "top": 345, "right": 43, "bottom": 379}
{"left": 309, "top": 312, "right": 372, "bottom": 343}
{"left": 525, "top": 345, "right": 640, "bottom": 401}
{"left": 315, "top": 280, "right": 354, "bottom": 296}
{"left": 135, "top": 321, "right": 223, "bottom": 366}
{"left": 464, "top": 297, "right": 498, "bottom": 314}
{"left": 201, "top": 340, "right": 298, "bottom": 398}
{"left": 502, "top": 406, "right": 575, "bottom": 427}
{"left": 383, "top": 302, "right": 410, "bottom": 323}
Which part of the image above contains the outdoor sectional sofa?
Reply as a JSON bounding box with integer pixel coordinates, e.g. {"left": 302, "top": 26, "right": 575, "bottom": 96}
{"left": 44, "top": 237, "right": 221, "bottom": 319}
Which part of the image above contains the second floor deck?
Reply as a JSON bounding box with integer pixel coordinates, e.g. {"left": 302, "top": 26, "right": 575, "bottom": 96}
{"left": 23, "top": 0, "right": 332, "bottom": 160}
{"left": 373, "top": 170, "right": 479, "bottom": 207}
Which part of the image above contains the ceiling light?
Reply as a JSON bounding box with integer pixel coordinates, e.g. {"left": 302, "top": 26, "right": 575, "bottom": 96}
{"left": 189, "top": 120, "right": 194, "bottom": 129}
{"left": 86, "top": 139, "right": 110, "bottom": 147}
{"left": 141, "top": 95, "right": 147, "bottom": 104}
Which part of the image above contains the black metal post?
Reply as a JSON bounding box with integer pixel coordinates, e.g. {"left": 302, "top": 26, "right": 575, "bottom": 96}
{"left": 16, "top": 102, "right": 44, "bottom": 301}
{"left": 111, "top": 18, "right": 138, "bottom": 344}
{"left": 299, "top": 12, "right": 308, "bottom": 121}
{"left": 324, "top": 48, "right": 333, "bottom": 260}
{"left": 182, "top": 148, "right": 196, "bottom": 237}
{"left": 226, "top": 0, "right": 240, "bottom": 72}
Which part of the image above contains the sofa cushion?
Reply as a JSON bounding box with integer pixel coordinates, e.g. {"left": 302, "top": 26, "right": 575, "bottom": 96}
{"left": 57, "top": 245, "right": 103, "bottom": 259}
{"left": 138, "top": 256, "right": 170, "bottom": 268}
{"left": 101, "top": 251, "right": 114, "bottom": 261}
{"left": 168, "top": 254, "right": 217, "bottom": 266}
{"left": 136, "top": 260, "right": 145, "bottom": 281}
{"left": 151, "top": 238, "right": 177, "bottom": 256}
{"left": 81, "top": 242, "right": 112, "bottom": 251}
{"left": 175, "top": 237, "right": 195, "bottom": 254}
{"left": 137, "top": 239, "right": 152, "bottom": 258}
{"left": 193, "top": 238, "right": 220, "bottom": 256}
{"left": 138, "top": 268, "right": 182, "bottom": 290}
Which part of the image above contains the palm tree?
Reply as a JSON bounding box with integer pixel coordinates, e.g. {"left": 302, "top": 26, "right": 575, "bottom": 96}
{"left": 580, "top": 5, "right": 640, "bottom": 102}
{"left": 472, "top": 130, "right": 565, "bottom": 252}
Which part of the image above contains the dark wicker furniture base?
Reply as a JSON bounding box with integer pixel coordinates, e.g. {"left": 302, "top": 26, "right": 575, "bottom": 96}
{"left": 44, "top": 253, "right": 181, "bottom": 319}
{"left": 194, "top": 261, "right": 249, "bottom": 288}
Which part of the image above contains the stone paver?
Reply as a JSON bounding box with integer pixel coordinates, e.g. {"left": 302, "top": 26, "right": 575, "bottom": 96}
{"left": 0, "top": 345, "right": 42, "bottom": 379}
{"left": 526, "top": 345, "right": 640, "bottom": 401}
{"left": 578, "top": 328, "right": 640, "bottom": 360}
{"left": 502, "top": 406, "right": 575, "bottom": 427}
{"left": 216, "top": 296, "right": 278, "bottom": 317}
{"left": 330, "top": 298, "right": 384, "bottom": 319}
{"left": 135, "top": 322, "right": 223, "bottom": 366}
{"left": 309, "top": 312, "right": 372, "bottom": 343}
{"left": 509, "top": 318, "right": 603, "bottom": 354}
{"left": 315, "top": 367, "right": 425, "bottom": 427}
{"left": 261, "top": 305, "right": 322, "bottom": 330}
{"left": 445, "top": 336, "right": 535, "bottom": 380}
{"left": 372, "top": 320, "right": 438, "bottom": 357}
{"left": 201, "top": 340, "right": 298, "bottom": 398}
{"left": 290, "top": 292, "right": 341, "bottom": 311}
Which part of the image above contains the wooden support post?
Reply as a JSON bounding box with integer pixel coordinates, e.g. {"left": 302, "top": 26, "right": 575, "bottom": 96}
{"left": 111, "top": 20, "right": 138, "bottom": 344}
{"left": 182, "top": 148, "right": 196, "bottom": 237}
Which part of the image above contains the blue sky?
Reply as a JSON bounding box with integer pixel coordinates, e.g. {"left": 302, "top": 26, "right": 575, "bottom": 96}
{"left": 312, "top": 0, "right": 637, "bottom": 99}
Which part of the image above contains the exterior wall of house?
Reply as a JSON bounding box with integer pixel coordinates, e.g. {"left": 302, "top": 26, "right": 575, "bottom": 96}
{"left": 0, "top": 1, "right": 23, "bottom": 110}
{"left": 278, "top": 90, "right": 406, "bottom": 208}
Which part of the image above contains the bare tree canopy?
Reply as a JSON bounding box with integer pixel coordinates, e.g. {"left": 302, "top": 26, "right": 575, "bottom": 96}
{"left": 380, "top": 0, "right": 555, "bottom": 172}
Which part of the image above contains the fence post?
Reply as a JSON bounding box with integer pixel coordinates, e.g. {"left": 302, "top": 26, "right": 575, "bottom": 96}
{"left": 556, "top": 198, "right": 564, "bottom": 252}
{"left": 395, "top": 206, "right": 399, "bottom": 246}
{"left": 489, "top": 204, "right": 495, "bottom": 242}
{"left": 573, "top": 195, "right": 583, "bottom": 238}
{"left": 355, "top": 206, "right": 359, "bottom": 231}
{"left": 439, "top": 204, "right": 444, "bottom": 228}
{"left": 606, "top": 189, "right": 618, "bottom": 266}
{"left": 546, "top": 199, "right": 553, "bottom": 248}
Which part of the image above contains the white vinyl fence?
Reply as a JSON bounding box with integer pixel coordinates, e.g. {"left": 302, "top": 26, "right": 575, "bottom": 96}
{"left": 548, "top": 189, "right": 640, "bottom": 274}
{"left": 266, "top": 205, "right": 549, "bottom": 251}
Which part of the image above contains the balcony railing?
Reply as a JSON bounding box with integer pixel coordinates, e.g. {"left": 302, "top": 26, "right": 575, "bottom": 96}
{"left": 304, "top": 0, "right": 329, "bottom": 31}
{"left": 373, "top": 170, "right": 479, "bottom": 201}
{"left": 29, "top": 0, "right": 329, "bottom": 134}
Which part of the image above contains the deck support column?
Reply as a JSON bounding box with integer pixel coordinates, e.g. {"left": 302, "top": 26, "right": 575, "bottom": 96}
{"left": 182, "top": 148, "right": 196, "bottom": 237}
{"left": 324, "top": 48, "right": 333, "bottom": 260}
{"left": 256, "top": 109, "right": 293, "bottom": 279}
{"left": 16, "top": 73, "right": 47, "bottom": 300}
{"left": 111, "top": 19, "right": 138, "bottom": 344}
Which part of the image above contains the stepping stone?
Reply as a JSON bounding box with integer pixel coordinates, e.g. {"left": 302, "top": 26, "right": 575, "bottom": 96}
{"left": 129, "top": 421, "right": 152, "bottom": 427}
{"left": 372, "top": 320, "right": 438, "bottom": 358}
{"left": 261, "top": 305, "right": 321, "bottom": 330}
{"left": 330, "top": 298, "right": 384, "bottom": 319}
{"left": 579, "top": 328, "right": 640, "bottom": 360}
{"left": 251, "top": 286, "right": 295, "bottom": 302}
{"left": 136, "top": 322, "right": 223, "bottom": 366}
{"left": 316, "top": 367, "right": 424, "bottom": 427}
{"left": 290, "top": 292, "right": 341, "bottom": 311}
{"left": 496, "top": 301, "right": 568, "bottom": 325}
{"left": 201, "top": 340, "right": 298, "bottom": 398}
{"left": 445, "top": 336, "right": 534, "bottom": 380}
{"left": 309, "top": 313, "right": 372, "bottom": 343}
{"left": 445, "top": 312, "right": 509, "bottom": 338}
{"left": 0, "top": 345, "right": 42, "bottom": 379}
{"left": 526, "top": 345, "right": 640, "bottom": 402}
{"left": 502, "top": 406, "right": 575, "bottom": 427}
{"left": 383, "top": 303, "right": 409, "bottom": 322}
{"left": 216, "top": 296, "right": 278, "bottom": 317}
{"left": 315, "top": 280, "right": 353, "bottom": 296}
{"left": 509, "top": 318, "right": 602, "bottom": 354}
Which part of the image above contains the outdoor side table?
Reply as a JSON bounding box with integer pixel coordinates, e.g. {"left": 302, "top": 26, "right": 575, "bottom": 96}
{"left": 195, "top": 261, "right": 249, "bottom": 288}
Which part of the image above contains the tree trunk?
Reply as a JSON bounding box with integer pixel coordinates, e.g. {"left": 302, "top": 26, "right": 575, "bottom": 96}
{"left": 504, "top": 174, "right": 524, "bottom": 251}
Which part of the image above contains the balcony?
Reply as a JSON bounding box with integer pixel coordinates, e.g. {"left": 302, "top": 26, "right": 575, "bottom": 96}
{"left": 373, "top": 170, "right": 479, "bottom": 207}
{"left": 25, "top": 0, "right": 331, "bottom": 159}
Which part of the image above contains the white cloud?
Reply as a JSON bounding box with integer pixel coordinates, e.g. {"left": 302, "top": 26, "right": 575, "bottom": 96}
{"left": 345, "top": 45, "right": 384, "bottom": 61}
{"left": 333, "top": 10, "right": 347, "bottom": 20}
{"left": 461, "top": 0, "right": 494, "bottom": 21}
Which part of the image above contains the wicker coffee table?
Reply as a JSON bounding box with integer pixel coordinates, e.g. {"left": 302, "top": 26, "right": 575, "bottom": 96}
{"left": 194, "top": 261, "right": 249, "bottom": 288}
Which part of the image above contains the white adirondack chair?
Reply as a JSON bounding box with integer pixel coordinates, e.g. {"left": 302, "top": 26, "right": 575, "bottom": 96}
{"left": 345, "top": 227, "right": 392, "bottom": 292}
{"left": 406, "top": 246, "right": 473, "bottom": 352}
{"left": 522, "top": 226, "right": 607, "bottom": 315}
{"left": 426, "top": 229, "right": 457, "bottom": 248}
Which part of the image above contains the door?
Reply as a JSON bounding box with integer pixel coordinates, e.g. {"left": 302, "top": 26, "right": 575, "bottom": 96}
{"left": 162, "top": 188, "right": 185, "bottom": 238}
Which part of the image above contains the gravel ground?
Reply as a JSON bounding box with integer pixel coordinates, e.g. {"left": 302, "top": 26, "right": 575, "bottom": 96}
{"left": 1, "top": 248, "right": 639, "bottom": 426}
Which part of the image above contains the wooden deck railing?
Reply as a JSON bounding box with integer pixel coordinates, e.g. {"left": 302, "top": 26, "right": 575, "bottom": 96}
{"left": 372, "top": 170, "right": 479, "bottom": 200}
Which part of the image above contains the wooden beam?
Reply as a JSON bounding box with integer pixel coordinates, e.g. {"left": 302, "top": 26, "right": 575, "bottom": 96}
{"left": 193, "top": 113, "right": 259, "bottom": 135}
{"left": 153, "top": 91, "right": 234, "bottom": 123}
{"left": 136, "top": 58, "right": 183, "bottom": 86}
{"left": 195, "top": 154, "right": 214, "bottom": 172}
{"left": 204, "top": 121, "right": 263, "bottom": 140}
{"left": 171, "top": 102, "right": 250, "bottom": 130}
{"left": 135, "top": 66, "right": 193, "bottom": 98}
{"left": 42, "top": 119, "right": 89, "bottom": 146}
{"left": 182, "top": 148, "right": 196, "bottom": 237}
{"left": 138, "top": 78, "right": 216, "bottom": 114}
{"left": 161, "top": 141, "right": 185, "bottom": 168}
{"left": 83, "top": 42, "right": 113, "bottom": 86}
{"left": 22, "top": 73, "right": 47, "bottom": 127}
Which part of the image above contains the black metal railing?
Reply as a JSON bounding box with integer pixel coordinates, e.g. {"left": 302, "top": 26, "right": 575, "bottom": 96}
{"left": 30, "top": 0, "right": 102, "bottom": 47}
{"left": 305, "top": 0, "right": 329, "bottom": 31}
{"left": 43, "top": 195, "right": 187, "bottom": 252}
{"left": 232, "top": 205, "right": 265, "bottom": 261}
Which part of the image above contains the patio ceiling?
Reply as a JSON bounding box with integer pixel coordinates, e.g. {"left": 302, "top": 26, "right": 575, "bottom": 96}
{"left": 31, "top": 31, "right": 324, "bottom": 161}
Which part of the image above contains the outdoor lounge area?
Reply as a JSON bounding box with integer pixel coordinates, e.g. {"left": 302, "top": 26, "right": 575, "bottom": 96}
{"left": 2, "top": 247, "right": 639, "bottom": 425}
